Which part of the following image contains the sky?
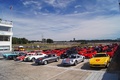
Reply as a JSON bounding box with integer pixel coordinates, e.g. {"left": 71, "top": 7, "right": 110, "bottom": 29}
{"left": 0, "top": 0, "right": 120, "bottom": 41}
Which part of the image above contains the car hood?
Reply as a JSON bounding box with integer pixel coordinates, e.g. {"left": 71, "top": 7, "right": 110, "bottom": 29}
{"left": 63, "top": 58, "right": 74, "bottom": 62}
{"left": 17, "top": 56, "right": 25, "bottom": 58}
{"left": 90, "top": 57, "right": 108, "bottom": 63}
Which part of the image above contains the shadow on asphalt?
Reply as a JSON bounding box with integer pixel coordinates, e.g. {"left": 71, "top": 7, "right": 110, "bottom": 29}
{"left": 0, "top": 58, "right": 13, "bottom": 60}
{"left": 57, "top": 64, "right": 71, "bottom": 67}
{"left": 102, "top": 72, "right": 118, "bottom": 80}
{"left": 81, "top": 62, "right": 106, "bottom": 71}
{"left": 31, "top": 63, "right": 40, "bottom": 66}
{"left": 31, "top": 62, "right": 54, "bottom": 66}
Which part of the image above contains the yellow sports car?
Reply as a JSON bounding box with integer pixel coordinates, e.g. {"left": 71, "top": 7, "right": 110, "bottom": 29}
{"left": 89, "top": 53, "right": 110, "bottom": 68}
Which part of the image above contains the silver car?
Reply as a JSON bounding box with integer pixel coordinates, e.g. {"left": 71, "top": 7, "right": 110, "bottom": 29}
{"left": 35, "top": 54, "right": 60, "bottom": 65}
{"left": 61, "top": 54, "right": 85, "bottom": 66}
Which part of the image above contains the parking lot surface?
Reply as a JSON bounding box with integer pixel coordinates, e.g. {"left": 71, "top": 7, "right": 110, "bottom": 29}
{"left": 0, "top": 57, "right": 118, "bottom": 80}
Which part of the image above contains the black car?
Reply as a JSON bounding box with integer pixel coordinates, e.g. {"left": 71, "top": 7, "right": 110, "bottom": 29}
{"left": 60, "top": 47, "right": 78, "bottom": 59}
{"left": 35, "top": 54, "right": 59, "bottom": 65}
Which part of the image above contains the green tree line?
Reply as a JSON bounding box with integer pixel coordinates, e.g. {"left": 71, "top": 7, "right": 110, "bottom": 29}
{"left": 12, "top": 37, "right": 54, "bottom": 44}
{"left": 12, "top": 37, "right": 29, "bottom": 44}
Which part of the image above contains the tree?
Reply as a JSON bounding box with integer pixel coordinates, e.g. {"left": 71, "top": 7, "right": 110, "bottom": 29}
{"left": 21, "top": 38, "right": 28, "bottom": 44}
{"left": 12, "top": 37, "right": 18, "bottom": 44}
{"left": 47, "top": 39, "right": 53, "bottom": 43}
{"left": 12, "top": 37, "right": 28, "bottom": 44}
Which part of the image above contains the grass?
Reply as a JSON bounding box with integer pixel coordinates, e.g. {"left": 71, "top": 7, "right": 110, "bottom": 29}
{"left": 12, "top": 43, "right": 80, "bottom": 51}
{"left": 12, "top": 42, "right": 102, "bottom": 51}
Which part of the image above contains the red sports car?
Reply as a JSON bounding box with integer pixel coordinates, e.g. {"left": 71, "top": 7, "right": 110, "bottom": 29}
{"left": 106, "top": 49, "right": 114, "bottom": 58}
{"left": 14, "top": 52, "right": 27, "bottom": 61}
{"left": 83, "top": 50, "right": 97, "bottom": 58}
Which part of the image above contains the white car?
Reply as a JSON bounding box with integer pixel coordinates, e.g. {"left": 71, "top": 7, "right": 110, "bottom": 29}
{"left": 61, "top": 54, "right": 85, "bottom": 66}
{"left": 24, "top": 53, "right": 47, "bottom": 62}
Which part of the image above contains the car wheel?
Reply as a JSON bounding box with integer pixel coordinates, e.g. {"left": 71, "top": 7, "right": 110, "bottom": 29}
{"left": 23, "top": 59, "right": 26, "bottom": 62}
{"left": 82, "top": 58, "right": 84, "bottom": 62}
{"left": 74, "top": 61, "right": 77, "bottom": 66}
{"left": 8, "top": 56, "right": 11, "bottom": 59}
{"left": 13, "top": 57, "right": 17, "bottom": 61}
{"left": 105, "top": 62, "right": 109, "bottom": 68}
{"left": 55, "top": 58, "right": 59, "bottom": 62}
{"left": 43, "top": 60, "right": 48, "bottom": 65}
{"left": 22, "top": 59, "right": 25, "bottom": 61}
{"left": 31, "top": 58, "right": 35, "bottom": 62}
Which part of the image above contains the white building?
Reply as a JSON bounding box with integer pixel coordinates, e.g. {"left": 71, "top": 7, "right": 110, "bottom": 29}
{"left": 0, "top": 19, "right": 13, "bottom": 52}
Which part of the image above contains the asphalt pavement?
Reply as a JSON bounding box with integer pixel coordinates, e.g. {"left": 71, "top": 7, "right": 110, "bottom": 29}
{"left": 0, "top": 57, "right": 119, "bottom": 80}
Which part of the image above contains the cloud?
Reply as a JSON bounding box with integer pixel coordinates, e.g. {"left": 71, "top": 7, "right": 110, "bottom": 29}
{"left": 74, "top": 5, "right": 82, "bottom": 8}
{"left": 11, "top": 10, "right": 120, "bottom": 41}
{"left": 23, "top": 0, "right": 41, "bottom": 6}
{"left": 20, "top": 0, "right": 119, "bottom": 15}
{"left": 40, "top": 0, "right": 75, "bottom": 8}
{"left": 1, "top": 0, "right": 120, "bottom": 41}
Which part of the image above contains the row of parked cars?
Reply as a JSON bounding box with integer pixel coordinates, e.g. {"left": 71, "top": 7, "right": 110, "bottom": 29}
{"left": 2, "top": 43, "right": 119, "bottom": 67}
{"left": 2, "top": 50, "right": 85, "bottom": 66}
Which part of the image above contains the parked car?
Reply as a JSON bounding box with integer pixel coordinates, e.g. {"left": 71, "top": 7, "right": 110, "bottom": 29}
{"left": 83, "top": 50, "right": 97, "bottom": 58}
{"left": 14, "top": 53, "right": 27, "bottom": 61}
{"left": 60, "top": 47, "right": 78, "bottom": 59}
{"left": 89, "top": 53, "right": 110, "bottom": 68}
{"left": 14, "top": 46, "right": 25, "bottom": 51}
{"left": 24, "top": 53, "right": 47, "bottom": 62}
{"left": 61, "top": 54, "right": 85, "bottom": 66}
{"left": 35, "top": 54, "right": 60, "bottom": 65}
{"left": 2, "top": 51, "right": 24, "bottom": 60}
{"left": 106, "top": 49, "right": 114, "bottom": 58}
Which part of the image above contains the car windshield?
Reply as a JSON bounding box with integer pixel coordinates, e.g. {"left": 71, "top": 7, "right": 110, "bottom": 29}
{"left": 44, "top": 55, "right": 49, "bottom": 58}
{"left": 69, "top": 55, "right": 76, "bottom": 58}
{"left": 94, "top": 54, "right": 107, "bottom": 57}
{"left": 19, "top": 53, "right": 26, "bottom": 56}
{"left": 107, "top": 49, "right": 112, "bottom": 52}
